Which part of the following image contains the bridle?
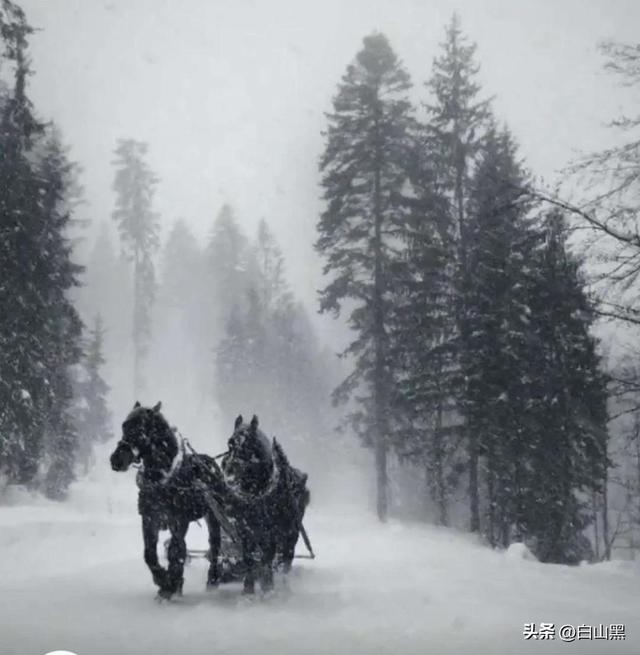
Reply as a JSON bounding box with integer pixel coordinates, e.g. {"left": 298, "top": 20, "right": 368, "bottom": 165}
{"left": 223, "top": 426, "right": 280, "bottom": 502}
{"left": 118, "top": 411, "right": 186, "bottom": 484}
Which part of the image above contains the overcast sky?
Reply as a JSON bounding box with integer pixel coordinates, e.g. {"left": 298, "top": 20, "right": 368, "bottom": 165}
{"left": 19, "top": 0, "right": 640, "bottom": 340}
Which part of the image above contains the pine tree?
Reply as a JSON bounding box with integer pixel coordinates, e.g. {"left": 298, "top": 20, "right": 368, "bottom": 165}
{"left": 316, "top": 33, "right": 415, "bottom": 520}
{"left": 253, "top": 219, "right": 293, "bottom": 315}
{"left": 464, "top": 126, "right": 534, "bottom": 545}
{"left": 424, "top": 14, "right": 491, "bottom": 531}
{"left": 205, "top": 204, "right": 251, "bottom": 337}
{"left": 75, "top": 314, "right": 112, "bottom": 473}
{"left": 391, "top": 146, "right": 457, "bottom": 525}
{"left": 0, "top": 5, "right": 83, "bottom": 496}
{"left": 111, "top": 139, "right": 160, "bottom": 396}
{"left": 37, "top": 132, "right": 84, "bottom": 500}
{"left": 215, "top": 220, "right": 292, "bottom": 426}
{"left": 0, "top": 2, "right": 43, "bottom": 484}
{"left": 522, "top": 211, "right": 609, "bottom": 563}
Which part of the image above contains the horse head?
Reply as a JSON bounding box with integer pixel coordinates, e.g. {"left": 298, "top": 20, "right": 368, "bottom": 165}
{"left": 222, "top": 414, "right": 274, "bottom": 495}
{"left": 110, "top": 401, "right": 180, "bottom": 479}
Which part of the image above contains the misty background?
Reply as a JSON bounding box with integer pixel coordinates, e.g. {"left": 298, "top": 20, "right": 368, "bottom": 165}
{"left": 4, "top": 2, "right": 640, "bottom": 653}
{"left": 3, "top": 0, "right": 640, "bottom": 550}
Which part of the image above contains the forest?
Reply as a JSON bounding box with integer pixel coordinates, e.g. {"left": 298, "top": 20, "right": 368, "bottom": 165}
{"left": 1, "top": 0, "right": 640, "bottom": 574}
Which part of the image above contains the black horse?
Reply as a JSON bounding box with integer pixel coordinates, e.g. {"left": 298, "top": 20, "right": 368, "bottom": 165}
{"left": 221, "top": 414, "right": 310, "bottom": 594}
{"left": 110, "top": 401, "right": 226, "bottom": 599}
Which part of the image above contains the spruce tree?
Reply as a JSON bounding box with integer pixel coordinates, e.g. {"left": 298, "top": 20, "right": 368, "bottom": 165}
{"left": 38, "top": 132, "right": 84, "bottom": 500}
{"left": 316, "top": 33, "right": 415, "bottom": 520}
{"left": 0, "top": 5, "right": 83, "bottom": 496}
{"left": 0, "top": 2, "right": 42, "bottom": 484}
{"left": 111, "top": 139, "right": 160, "bottom": 396}
{"left": 390, "top": 138, "right": 457, "bottom": 524}
{"left": 205, "top": 204, "right": 251, "bottom": 337}
{"left": 75, "top": 314, "right": 112, "bottom": 473}
{"left": 523, "top": 211, "right": 609, "bottom": 563}
{"left": 464, "top": 126, "right": 533, "bottom": 545}
{"left": 424, "top": 14, "right": 491, "bottom": 531}
{"left": 253, "top": 219, "right": 293, "bottom": 315}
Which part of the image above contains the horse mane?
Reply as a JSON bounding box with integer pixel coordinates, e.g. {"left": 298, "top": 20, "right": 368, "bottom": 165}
{"left": 271, "top": 438, "right": 289, "bottom": 469}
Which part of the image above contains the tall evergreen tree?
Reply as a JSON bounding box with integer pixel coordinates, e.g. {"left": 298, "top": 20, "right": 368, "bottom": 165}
{"left": 523, "top": 211, "right": 609, "bottom": 563}
{"left": 111, "top": 139, "right": 159, "bottom": 396}
{"left": 0, "top": 1, "right": 42, "bottom": 484}
{"left": 216, "top": 219, "right": 292, "bottom": 426}
{"left": 464, "top": 126, "right": 533, "bottom": 545}
{"left": 205, "top": 204, "right": 252, "bottom": 343}
{"left": 38, "top": 133, "right": 84, "bottom": 500}
{"left": 253, "top": 218, "right": 293, "bottom": 315}
{"left": 391, "top": 145, "right": 457, "bottom": 525}
{"left": 424, "top": 14, "right": 491, "bottom": 531}
{"left": 316, "top": 33, "right": 415, "bottom": 520}
{"left": 74, "top": 314, "right": 112, "bottom": 474}
{"left": 0, "top": 4, "right": 83, "bottom": 497}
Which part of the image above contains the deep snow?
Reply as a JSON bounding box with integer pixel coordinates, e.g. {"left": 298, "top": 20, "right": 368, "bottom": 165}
{"left": 1, "top": 449, "right": 639, "bottom": 655}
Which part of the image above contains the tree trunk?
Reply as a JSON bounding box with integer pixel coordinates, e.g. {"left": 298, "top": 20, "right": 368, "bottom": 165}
{"left": 602, "top": 442, "right": 611, "bottom": 560}
{"left": 592, "top": 491, "right": 600, "bottom": 561}
{"left": 434, "top": 400, "right": 448, "bottom": 526}
{"left": 487, "top": 446, "right": 495, "bottom": 547}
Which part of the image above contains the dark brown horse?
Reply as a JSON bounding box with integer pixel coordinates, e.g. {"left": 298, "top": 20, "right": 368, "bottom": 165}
{"left": 110, "top": 401, "right": 226, "bottom": 599}
{"left": 221, "top": 414, "right": 310, "bottom": 594}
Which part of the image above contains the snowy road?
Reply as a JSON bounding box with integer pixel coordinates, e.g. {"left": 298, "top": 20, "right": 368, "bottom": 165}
{"left": 1, "top": 477, "right": 639, "bottom": 655}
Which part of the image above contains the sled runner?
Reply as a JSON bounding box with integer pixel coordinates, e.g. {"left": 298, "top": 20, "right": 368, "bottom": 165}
{"left": 164, "top": 518, "right": 315, "bottom": 583}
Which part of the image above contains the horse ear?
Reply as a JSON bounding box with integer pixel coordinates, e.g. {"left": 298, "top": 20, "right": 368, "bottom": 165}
{"left": 133, "top": 400, "right": 141, "bottom": 409}
{"left": 152, "top": 401, "right": 162, "bottom": 413}
{"left": 250, "top": 415, "right": 259, "bottom": 432}
{"left": 234, "top": 415, "right": 243, "bottom": 429}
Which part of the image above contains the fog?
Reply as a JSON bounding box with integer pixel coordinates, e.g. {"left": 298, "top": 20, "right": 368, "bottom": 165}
{"left": 3, "top": 1, "right": 640, "bottom": 652}
{"left": 23, "top": 0, "right": 639, "bottom": 307}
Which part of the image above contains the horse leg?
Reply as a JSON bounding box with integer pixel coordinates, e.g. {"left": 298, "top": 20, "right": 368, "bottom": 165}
{"left": 281, "top": 526, "right": 299, "bottom": 574}
{"left": 241, "top": 534, "right": 258, "bottom": 595}
{"left": 205, "top": 510, "right": 221, "bottom": 588}
{"left": 259, "top": 535, "right": 276, "bottom": 593}
{"left": 163, "top": 517, "right": 189, "bottom": 598}
{"left": 142, "top": 515, "right": 168, "bottom": 591}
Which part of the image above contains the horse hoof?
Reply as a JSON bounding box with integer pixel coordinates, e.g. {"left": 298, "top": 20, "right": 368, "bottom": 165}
{"left": 206, "top": 581, "right": 219, "bottom": 591}
{"left": 239, "top": 592, "right": 256, "bottom": 605}
{"left": 156, "top": 590, "right": 173, "bottom": 602}
{"left": 260, "top": 588, "right": 275, "bottom": 601}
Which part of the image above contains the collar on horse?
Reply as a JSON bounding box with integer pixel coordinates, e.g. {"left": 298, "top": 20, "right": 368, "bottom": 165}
{"left": 138, "top": 427, "right": 186, "bottom": 486}
{"left": 224, "top": 444, "right": 282, "bottom": 504}
{"left": 163, "top": 427, "right": 186, "bottom": 484}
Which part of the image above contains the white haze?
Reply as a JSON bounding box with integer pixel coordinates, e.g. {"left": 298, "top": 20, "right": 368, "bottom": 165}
{"left": 21, "top": 0, "right": 640, "bottom": 315}
{"left": 2, "top": 2, "right": 640, "bottom": 652}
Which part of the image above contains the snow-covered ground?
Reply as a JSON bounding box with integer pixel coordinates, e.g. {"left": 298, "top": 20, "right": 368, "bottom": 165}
{"left": 1, "top": 451, "right": 639, "bottom": 655}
